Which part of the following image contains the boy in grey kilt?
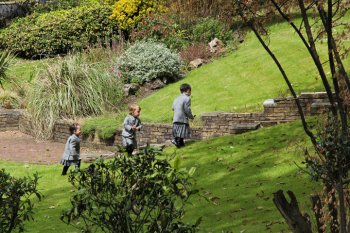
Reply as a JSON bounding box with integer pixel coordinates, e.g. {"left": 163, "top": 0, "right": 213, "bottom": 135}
{"left": 171, "top": 83, "right": 195, "bottom": 148}
{"left": 122, "top": 104, "right": 142, "bottom": 155}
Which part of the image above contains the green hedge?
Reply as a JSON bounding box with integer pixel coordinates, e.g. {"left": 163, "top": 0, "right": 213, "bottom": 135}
{"left": 0, "top": 5, "right": 119, "bottom": 58}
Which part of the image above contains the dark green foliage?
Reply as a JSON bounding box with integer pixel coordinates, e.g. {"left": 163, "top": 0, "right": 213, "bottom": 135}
{"left": 61, "top": 147, "right": 200, "bottom": 232}
{"left": 192, "top": 17, "right": 232, "bottom": 43}
{"left": 0, "top": 5, "right": 119, "bottom": 58}
{"left": 130, "top": 13, "right": 190, "bottom": 50}
{"left": 0, "top": 169, "right": 42, "bottom": 233}
{"left": 305, "top": 115, "right": 350, "bottom": 183}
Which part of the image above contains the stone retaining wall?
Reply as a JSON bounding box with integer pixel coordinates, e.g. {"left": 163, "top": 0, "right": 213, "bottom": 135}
{"left": 0, "top": 92, "right": 332, "bottom": 147}
{"left": 48, "top": 92, "right": 332, "bottom": 147}
{"left": 0, "top": 2, "right": 27, "bottom": 19}
{"left": 201, "top": 92, "right": 330, "bottom": 138}
{"left": 0, "top": 109, "right": 22, "bottom": 131}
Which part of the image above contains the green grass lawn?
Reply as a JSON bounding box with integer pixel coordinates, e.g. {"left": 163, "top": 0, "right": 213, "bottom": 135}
{"left": 82, "top": 19, "right": 341, "bottom": 134}
{"left": 139, "top": 21, "right": 349, "bottom": 123}
{"left": 6, "top": 58, "right": 45, "bottom": 87}
{"left": 0, "top": 120, "right": 320, "bottom": 232}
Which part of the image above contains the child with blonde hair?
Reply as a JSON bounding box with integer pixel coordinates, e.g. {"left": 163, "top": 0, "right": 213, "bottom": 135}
{"left": 121, "top": 104, "right": 142, "bottom": 155}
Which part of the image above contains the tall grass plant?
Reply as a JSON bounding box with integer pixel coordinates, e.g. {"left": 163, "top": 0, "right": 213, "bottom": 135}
{"left": 27, "top": 53, "right": 123, "bottom": 139}
{"left": 0, "top": 51, "right": 15, "bottom": 89}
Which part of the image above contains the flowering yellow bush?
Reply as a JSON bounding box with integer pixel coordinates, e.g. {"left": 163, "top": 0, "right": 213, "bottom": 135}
{"left": 110, "top": 0, "right": 165, "bottom": 30}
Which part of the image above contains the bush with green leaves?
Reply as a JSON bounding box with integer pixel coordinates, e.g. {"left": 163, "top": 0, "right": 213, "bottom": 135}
{"left": 192, "top": 17, "right": 232, "bottom": 43}
{"left": 0, "top": 169, "right": 42, "bottom": 233}
{"left": 116, "top": 41, "right": 181, "bottom": 84}
{"left": 131, "top": 13, "right": 190, "bottom": 50}
{"left": 61, "top": 147, "right": 200, "bottom": 232}
{"left": 27, "top": 52, "right": 124, "bottom": 139}
{"left": 33, "top": 0, "right": 109, "bottom": 12}
{"left": 0, "top": 5, "right": 119, "bottom": 58}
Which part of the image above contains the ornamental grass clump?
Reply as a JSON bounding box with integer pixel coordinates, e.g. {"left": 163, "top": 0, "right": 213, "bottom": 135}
{"left": 27, "top": 53, "right": 123, "bottom": 139}
{"left": 0, "top": 51, "right": 15, "bottom": 89}
{"left": 0, "top": 90, "right": 22, "bottom": 109}
{"left": 116, "top": 41, "right": 182, "bottom": 84}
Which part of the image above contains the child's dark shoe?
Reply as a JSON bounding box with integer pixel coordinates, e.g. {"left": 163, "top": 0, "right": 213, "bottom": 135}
{"left": 171, "top": 139, "right": 181, "bottom": 148}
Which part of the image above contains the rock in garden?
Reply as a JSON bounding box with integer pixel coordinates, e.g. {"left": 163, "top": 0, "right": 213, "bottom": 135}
{"left": 263, "top": 99, "right": 276, "bottom": 107}
{"left": 209, "top": 38, "right": 219, "bottom": 53}
{"left": 123, "top": 84, "right": 139, "bottom": 96}
{"left": 147, "top": 79, "right": 165, "bottom": 90}
{"left": 189, "top": 58, "right": 204, "bottom": 69}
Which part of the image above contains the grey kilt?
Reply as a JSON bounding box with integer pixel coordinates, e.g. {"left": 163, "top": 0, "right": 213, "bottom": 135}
{"left": 122, "top": 136, "right": 137, "bottom": 148}
{"left": 172, "top": 123, "right": 191, "bottom": 139}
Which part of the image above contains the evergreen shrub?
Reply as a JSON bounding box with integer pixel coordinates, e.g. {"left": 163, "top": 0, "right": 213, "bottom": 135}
{"left": 0, "top": 169, "right": 41, "bottom": 233}
{"left": 0, "top": 5, "right": 119, "bottom": 58}
{"left": 131, "top": 13, "right": 190, "bottom": 50}
{"left": 192, "top": 17, "right": 232, "bottom": 43}
{"left": 116, "top": 41, "right": 181, "bottom": 84}
{"left": 61, "top": 148, "right": 200, "bottom": 232}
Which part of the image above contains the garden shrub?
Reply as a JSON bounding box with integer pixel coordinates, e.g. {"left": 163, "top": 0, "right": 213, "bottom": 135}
{"left": 167, "top": 0, "right": 234, "bottom": 29}
{"left": 116, "top": 41, "right": 181, "bottom": 84}
{"left": 0, "top": 5, "right": 119, "bottom": 58}
{"left": 192, "top": 17, "right": 233, "bottom": 43}
{"left": 131, "top": 13, "right": 190, "bottom": 50}
{"left": 179, "top": 42, "right": 213, "bottom": 64}
{"left": 27, "top": 52, "right": 124, "bottom": 139}
{"left": 61, "top": 147, "right": 200, "bottom": 232}
{"left": 110, "top": 0, "right": 165, "bottom": 30}
{"left": 33, "top": 0, "right": 107, "bottom": 12}
{"left": 0, "top": 169, "right": 41, "bottom": 233}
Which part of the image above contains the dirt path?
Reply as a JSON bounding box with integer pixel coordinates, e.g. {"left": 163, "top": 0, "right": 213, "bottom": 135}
{"left": 0, "top": 131, "right": 114, "bottom": 164}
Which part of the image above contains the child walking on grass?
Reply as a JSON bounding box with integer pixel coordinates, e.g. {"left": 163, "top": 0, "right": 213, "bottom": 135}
{"left": 122, "top": 104, "right": 142, "bottom": 155}
{"left": 60, "top": 123, "right": 81, "bottom": 176}
{"left": 171, "top": 83, "right": 195, "bottom": 148}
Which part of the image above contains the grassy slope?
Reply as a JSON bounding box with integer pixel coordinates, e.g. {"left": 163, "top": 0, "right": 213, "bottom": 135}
{"left": 164, "top": 119, "right": 319, "bottom": 232}
{"left": 0, "top": 120, "right": 320, "bottom": 232}
{"left": 139, "top": 21, "right": 349, "bottom": 123}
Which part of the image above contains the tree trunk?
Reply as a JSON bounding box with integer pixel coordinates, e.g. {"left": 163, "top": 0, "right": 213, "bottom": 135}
{"left": 311, "top": 194, "right": 325, "bottom": 233}
{"left": 273, "top": 190, "right": 313, "bottom": 233}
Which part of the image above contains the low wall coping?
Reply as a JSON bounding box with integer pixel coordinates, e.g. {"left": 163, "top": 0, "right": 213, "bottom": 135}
{"left": 299, "top": 92, "right": 328, "bottom": 98}
{"left": 0, "top": 109, "right": 23, "bottom": 115}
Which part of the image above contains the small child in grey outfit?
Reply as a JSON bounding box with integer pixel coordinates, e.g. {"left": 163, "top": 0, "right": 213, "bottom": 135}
{"left": 121, "top": 104, "right": 142, "bottom": 155}
{"left": 60, "top": 123, "right": 81, "bottom": 175}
